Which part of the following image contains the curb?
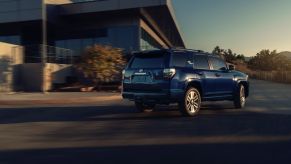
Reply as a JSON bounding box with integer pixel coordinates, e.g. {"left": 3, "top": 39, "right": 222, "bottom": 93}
{"left": 0, "top": 95, "right": 122, "bottom": 106}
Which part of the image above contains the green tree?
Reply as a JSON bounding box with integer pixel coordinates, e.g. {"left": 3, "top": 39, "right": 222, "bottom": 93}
{"left": 236, "top": 54, "right": 245, "bottom": 61}
{"left": 212, "top": 46, "right": 224, "bottom": 58}
{"left": 224, "top": 49, "right": 237, "bottom": 63}
{"left": 76, "top": 44, "right": 126, "bottom": 86}
{"left": 212, "top": 46, "right": 246, "bottom": 63}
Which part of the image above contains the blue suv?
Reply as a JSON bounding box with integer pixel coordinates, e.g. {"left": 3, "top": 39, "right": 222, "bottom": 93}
{"left": 122, "top": 49, "right": 249, "bottom": 117}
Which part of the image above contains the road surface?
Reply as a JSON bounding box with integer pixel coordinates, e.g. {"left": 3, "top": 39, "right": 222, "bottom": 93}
{"left": 0, "top": 79, "right": 291, "bottom": 164}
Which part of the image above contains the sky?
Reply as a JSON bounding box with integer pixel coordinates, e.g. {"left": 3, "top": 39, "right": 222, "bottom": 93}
{"left": 172, "top": 0, "right": 291, "bottom": 56}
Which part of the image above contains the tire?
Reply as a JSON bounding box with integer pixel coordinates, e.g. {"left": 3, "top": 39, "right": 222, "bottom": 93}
{"left": 234, "top": 84, "right": 246, "bottom": 109}
{"left": 135, "top": 102, "right": 155, "bottom": 113}
{"left": 179, "top": 87, "right": 201, "bottom": 117}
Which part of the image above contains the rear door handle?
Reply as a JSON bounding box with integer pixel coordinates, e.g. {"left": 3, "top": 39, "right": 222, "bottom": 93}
{"left": 215, "top": 73, "right": 221, "bottom": 77}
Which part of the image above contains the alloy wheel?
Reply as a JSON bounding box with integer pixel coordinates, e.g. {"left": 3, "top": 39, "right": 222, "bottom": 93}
{"left": 240, "top": 86, "right": 246, "bottom": 107}
{"left": 186, "top": 90, "right": 200, "bottom": 113}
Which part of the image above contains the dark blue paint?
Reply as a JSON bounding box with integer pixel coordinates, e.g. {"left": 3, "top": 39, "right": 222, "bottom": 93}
{"left": 122, "top": 49, "right": 249, "bottom": 104}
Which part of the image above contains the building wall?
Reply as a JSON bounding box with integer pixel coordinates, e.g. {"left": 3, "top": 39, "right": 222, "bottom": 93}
{"left": 21, "top": 63, "right": 73, "bottom": 92}
{"left": 0, "top": 42, "right": 24, "bottom": 92}
{"left": 44, "top": 63, "right": 73, "bottom": 91}
{"left": 21, "top": 63, "right": 43, "bottom": 91}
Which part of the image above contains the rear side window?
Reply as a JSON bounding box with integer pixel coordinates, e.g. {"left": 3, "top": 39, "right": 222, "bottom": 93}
{"left": 171, "top": 52, "right": 192, "bottom": 68}
{"left": 130, "top": 53, "right": 165, "bottom": 69}
{"left": 209, "top": 57, "right": 227, "bottom": 70}
{"left": 193, "top": 55, "right": 210, "bottom": 70}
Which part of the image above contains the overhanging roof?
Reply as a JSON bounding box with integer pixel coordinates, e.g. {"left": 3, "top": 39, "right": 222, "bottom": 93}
{"left": 58, "top": 0, "right": 185, "bottom": 48}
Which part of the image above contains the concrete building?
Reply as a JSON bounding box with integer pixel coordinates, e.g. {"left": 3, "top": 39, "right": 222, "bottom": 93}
{"left": 0, "top": 0, "right": 185, "bottom": 92}
{"left": 0, "top": 0, "right": 185, "bottom": 61}
{"left": 0, "top": 42, "right": 23, "bottom": 92}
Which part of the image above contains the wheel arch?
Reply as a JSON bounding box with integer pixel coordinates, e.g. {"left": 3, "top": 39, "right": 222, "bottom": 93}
{"left": 185, "top": 80, "right": 203, "bottom": 97}
{"left": 237, "top": 80, "right": 249, "bottom": 97}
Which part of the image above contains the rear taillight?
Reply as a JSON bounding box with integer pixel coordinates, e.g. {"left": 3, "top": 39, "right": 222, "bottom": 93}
{"left": 163, "top": 68, "right": 176, "bottom": 79}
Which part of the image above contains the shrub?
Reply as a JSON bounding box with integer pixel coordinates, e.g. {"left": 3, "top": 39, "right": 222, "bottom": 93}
{"left": 76, "top": 45, "right": 126, "bottom": 86}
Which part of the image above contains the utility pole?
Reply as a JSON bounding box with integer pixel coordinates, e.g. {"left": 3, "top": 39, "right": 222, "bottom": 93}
{"left": 41, "top": 0, "right": 47, "bottom": 93}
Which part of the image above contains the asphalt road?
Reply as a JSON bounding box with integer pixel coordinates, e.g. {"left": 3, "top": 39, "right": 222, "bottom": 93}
{"left": 0, "top": 79, "right": 291, "bottom": 164}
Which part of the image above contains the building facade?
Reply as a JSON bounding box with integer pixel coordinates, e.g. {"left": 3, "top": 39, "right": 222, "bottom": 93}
{"left": 0, "top": 0, "right": 185, "bottom": 62}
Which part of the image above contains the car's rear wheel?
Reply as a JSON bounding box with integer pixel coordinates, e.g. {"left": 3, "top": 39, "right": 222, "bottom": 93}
{"left": 179, "top": 88, "right": 201, "bottom": 117}
{"left": 135, "top": 102, "right": 155, "bottom": 113}
{"left": 234, "top": 84, "right": 246, "bottom": 109}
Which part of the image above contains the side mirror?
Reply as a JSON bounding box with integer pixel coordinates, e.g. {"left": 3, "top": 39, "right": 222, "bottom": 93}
{"left": 228, "top": 64, "right": 235, "bottom": 71}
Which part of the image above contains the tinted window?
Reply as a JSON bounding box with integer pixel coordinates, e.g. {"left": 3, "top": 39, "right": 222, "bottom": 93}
{"left": 209, "top": 57, "right": 227, "bottom": 70}
{"left": 130, "top": 53, "right": 165, "bottom": 69}
{"left": 171, "top": 52, "right": 190, "bottom": 67}
{"left": 193, "top": 55, "right": 210, "bottom": 70}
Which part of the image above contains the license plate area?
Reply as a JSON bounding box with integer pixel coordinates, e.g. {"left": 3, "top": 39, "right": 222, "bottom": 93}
{"left": 132, "top": 75, "right": 152, "bottom": 83}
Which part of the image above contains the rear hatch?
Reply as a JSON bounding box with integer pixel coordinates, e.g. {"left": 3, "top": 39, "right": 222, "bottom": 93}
{"left": 123, "top": 51, "right": 170, "bottom": 93}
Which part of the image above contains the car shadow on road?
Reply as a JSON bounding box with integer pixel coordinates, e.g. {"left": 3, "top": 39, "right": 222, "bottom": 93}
{"left": 0, "top": 101, "right": 254, "bottom": 124}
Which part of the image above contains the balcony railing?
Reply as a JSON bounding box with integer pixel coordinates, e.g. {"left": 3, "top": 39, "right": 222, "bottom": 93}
{"left": 24, "top": 45, "right": 79, "bottom": 64}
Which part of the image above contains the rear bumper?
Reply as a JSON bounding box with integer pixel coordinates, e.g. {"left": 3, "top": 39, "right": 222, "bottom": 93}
{"left": 122, "top": 89, "right": 184, "bottom": 104}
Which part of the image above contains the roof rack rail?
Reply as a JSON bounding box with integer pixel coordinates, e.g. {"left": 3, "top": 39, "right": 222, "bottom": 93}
{"left": 169, "top": 47, "right": 205, "bottom": 53}
{"left": 188, "top": 49, "right": 205, "bottom": 53}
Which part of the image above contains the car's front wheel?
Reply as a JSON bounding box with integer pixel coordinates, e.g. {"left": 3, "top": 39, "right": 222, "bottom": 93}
{"left": 179, "top": 88, "right": 201, "bottom": 117}
{"left": 234, "top": 84, "right": 246, "bottom": 109}
{"left": 135, "top": 102, "right": 155, "bottom": 113}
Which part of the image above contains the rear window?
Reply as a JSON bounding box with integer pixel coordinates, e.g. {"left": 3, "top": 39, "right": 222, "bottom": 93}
{"left": 130, "top": 52, "right": 166, "bottom": 69}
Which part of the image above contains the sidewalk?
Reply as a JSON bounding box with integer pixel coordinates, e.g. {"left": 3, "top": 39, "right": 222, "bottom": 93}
{"left": 0, "top": 92, "right": 122, "bottom": 106}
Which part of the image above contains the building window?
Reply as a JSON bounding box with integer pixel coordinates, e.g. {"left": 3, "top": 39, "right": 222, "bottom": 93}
{"left": 140, "top": 29, "right": 162, "bottom": 51}
{"left": 0, "top": 35, "right": 21, "bottom": 45}
{"left": 60, "top": 29, "right": 107, "bottom": 40}
{"left": 55, "top": 29, "right": 108, "bottom": 56}
{"left": 72, "top": 0, "right": 97, "bottom": 3}
{"left": 55, "top": 37, "right": 108, "bottom": 56}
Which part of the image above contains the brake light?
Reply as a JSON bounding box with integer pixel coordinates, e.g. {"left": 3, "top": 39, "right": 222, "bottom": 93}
{"left": 163, "top": 68, "right": 176, "bottom": 79}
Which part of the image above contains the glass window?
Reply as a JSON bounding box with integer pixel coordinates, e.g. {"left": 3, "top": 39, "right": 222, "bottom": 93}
{"left": 55, "top": 29, "right": 109, "bottom": 56}
{"left": 130, "top": 53, "right": 165, "bottom": 69}
{"left": 209, "top": 57, "right": 227, "bottom": 70}
{"left": 82, "top": 38, "right": 94, "bottom": 49}
{"left": 0, "top": 35, "right": 20, "bottom": 45}
{"left": 66, "top": 39, "right": 82, "bottom": 55}
{"left": 171, "top": 52, "right": 189, "bottom": 67}
{"left": 55, "top": 40, "right": 65, "bottom": 48}
{"left": 194, "top": 55, "right": 210, "bottom": 70}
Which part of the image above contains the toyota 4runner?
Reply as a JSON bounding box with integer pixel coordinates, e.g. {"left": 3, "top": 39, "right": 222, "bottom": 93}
{"left": 122, "top": 49, "right": 249, "bottom": 117}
